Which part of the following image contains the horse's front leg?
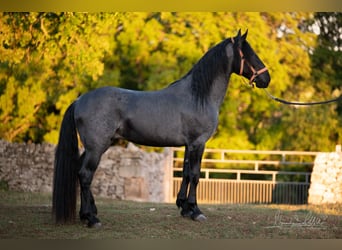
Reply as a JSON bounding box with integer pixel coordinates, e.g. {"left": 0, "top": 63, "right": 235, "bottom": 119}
{"left": 176, "top": 147, "right": 192, "bottom": 217}
{"left": 187, "top": 144, "right": 206, "bottom": 221}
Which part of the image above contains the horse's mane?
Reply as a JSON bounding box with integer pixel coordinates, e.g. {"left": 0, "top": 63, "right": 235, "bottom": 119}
{"left": 189, "top": 38, "right": 231, "bottom": 106}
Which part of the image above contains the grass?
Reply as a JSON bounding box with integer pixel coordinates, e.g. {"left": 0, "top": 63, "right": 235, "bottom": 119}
{"left": 0, "top": 190, "right": 341, "bottom": 239}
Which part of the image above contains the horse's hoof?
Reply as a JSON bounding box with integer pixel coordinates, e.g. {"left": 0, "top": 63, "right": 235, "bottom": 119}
{"left": 93, "top": 222, "right": 102, "bottom": 228}
{"left": 88, "top": 222, "right": 102, "bottom": 228}
{"left": 194, "top": 214, "right": 207, "bottom": 222}
{"left": 176, "top": 199, "right": 182, "bottom": 209}
{"left": 180, "top": 209, "right": 193, "bottom": 218}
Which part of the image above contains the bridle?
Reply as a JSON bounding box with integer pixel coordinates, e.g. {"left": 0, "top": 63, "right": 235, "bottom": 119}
{"left": 231, "top": 37, "right": 268, "bottom": 87}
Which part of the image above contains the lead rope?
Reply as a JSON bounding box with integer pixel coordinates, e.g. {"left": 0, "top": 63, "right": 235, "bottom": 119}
{"left": 262, "top": 88, "right": 342, "bottom": 106}
{"left": 239, "top": 78, "right": 342, "bottom": 106}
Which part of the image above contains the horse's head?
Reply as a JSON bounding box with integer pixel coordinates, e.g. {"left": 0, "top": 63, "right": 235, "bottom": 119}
{"left": 231, "top": 29, "right": 270, "bottom": 88}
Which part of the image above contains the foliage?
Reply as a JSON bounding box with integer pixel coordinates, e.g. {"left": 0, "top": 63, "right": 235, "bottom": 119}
{"left": 0, "top": 13, "right": 119, "bottom": 142}
{"left": 0, "top": 12, "right": 341, "bottom": 152}
{"left": 275, "top": 12, "right": 342, "bottom": 151}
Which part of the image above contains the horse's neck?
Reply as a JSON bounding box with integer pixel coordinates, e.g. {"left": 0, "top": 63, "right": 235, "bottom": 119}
{"left": 165, "top": 72, "right": 230, "bottom": 110}
{"left": 207, "top": 74, "right": 230, "bottom": 109}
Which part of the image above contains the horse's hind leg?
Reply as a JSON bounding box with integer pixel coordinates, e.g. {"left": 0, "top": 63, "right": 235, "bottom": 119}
{"left": 78, "top": 152, "right": 97, "bottom": 218}
{"left": 78, "top": 150, "right": 102, "bottom": 228}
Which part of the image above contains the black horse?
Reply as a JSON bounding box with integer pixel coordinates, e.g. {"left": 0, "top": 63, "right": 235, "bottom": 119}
{"left": 52, "top": 30, "right": 270, "bottom": 227}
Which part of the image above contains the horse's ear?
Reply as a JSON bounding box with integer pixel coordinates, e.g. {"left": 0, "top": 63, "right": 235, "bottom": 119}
{"left": 236, "top": 29, "right": 241, "bottom": 39}
{"left": 235, "top": 29, "right": 243, "bottom": 48}
{"left": 241, "top": 29, "right": 248, "bottom": 41}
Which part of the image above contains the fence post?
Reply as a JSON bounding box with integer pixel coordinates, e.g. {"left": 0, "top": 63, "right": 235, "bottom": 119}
{"left": 281, "top": 153, "right": 286, "bottom": 163}
{"left": 305, "top": 173, "right": 309, "bottom": 184}
{"left": 164, "top": 147, "right": 174, "bottom": 203}
{"left": 205, "top": 170, "right": 209, "bottom": 179}
{"left": 255, "top": 162, "right": 259, "bottom": 171}
{"left": 237, "top": 171, "right": 241, "bottom": 181}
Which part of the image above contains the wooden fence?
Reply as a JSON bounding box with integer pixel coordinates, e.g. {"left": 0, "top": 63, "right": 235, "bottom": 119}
{"left": 171, "top": 148, "right": 319, "bottom": 204}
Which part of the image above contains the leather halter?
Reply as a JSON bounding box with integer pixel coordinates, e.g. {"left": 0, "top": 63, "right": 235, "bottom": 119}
{"left": 231, "top": 37, "right": 268, "bottom": 86}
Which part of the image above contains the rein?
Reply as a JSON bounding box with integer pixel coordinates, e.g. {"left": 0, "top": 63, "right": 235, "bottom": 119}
{"left": 262, "top": 89, "right": 342, "bottom": 106}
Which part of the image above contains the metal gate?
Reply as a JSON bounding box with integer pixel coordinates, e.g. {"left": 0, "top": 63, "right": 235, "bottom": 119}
{"left": 171, "top": 148, "right": 317, "bottom": 204}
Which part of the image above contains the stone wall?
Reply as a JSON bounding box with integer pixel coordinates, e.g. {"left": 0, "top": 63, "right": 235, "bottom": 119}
{"left": 0, "top": 140, "right": 173, "bottom": 203}
{"left": 308, "top": 149, "right": 342, "bottom": 204}
{"left": 0, "top": 140, "right": 55, "bottom": 193}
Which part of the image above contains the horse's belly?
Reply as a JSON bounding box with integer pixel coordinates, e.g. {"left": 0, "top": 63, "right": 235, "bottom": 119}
{"left": 117, "top": 118, "right": 185, "bottom": 147}
{"left": 120, "top": 130, "right": 185, "bottom": 147}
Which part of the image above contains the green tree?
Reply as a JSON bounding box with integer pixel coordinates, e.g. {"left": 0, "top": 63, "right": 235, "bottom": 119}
{"left": 274, "top": 12, "right": 342, "bottom": 151}
{"left": 0, "top": 13, "right": 119, "bottom": 143}
{"left": 0, "top": 13, "right": 49, "bottom": 141}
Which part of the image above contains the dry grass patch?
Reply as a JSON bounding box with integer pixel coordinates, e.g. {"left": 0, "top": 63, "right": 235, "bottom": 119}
{"left": 0, "top": 191, "right": 341, "bottom": 239}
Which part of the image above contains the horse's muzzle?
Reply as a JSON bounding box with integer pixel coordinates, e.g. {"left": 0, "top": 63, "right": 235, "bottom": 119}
{"left": 255, "top": 71, "right": 270, "bottom": 88}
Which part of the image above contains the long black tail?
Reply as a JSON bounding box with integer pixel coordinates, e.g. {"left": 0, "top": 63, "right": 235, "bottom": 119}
{"left": 52, "top": 102, "right": 79, "bottom": 224}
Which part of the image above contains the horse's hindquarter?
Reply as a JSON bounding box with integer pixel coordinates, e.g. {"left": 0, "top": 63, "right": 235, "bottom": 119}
{"left": 74, "top": 87, "right": 129, "bottom": 148}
